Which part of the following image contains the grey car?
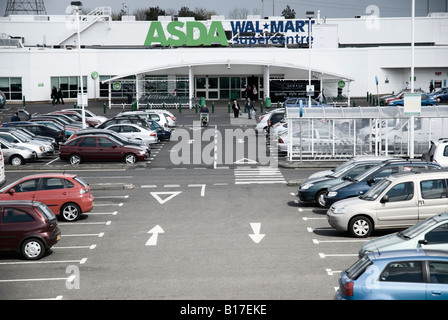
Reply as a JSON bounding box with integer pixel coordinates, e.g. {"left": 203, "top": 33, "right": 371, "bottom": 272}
{"left": 0, "top": 138, "right": 37, "bottom": 166}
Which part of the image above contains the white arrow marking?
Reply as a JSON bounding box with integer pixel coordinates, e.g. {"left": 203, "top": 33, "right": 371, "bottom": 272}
{"left": 234, "top": 158, "right": 258, "bottom": 164}
{"left": 146, "top": 225, "right": 164, "bottom": 246}
{"left": 249, "top": 222, "right": 265, "bottom": 244}
{"left": 150, "top": 191, "right": 182, "bottom": 204}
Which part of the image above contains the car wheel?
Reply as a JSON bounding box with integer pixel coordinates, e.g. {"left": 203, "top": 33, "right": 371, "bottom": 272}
{"left": 69, "top": 154, "right": 82, "bottom": 165}
{"left": 10, "top": 155, "right": 24, "bottom": 166}
{"left": 124, "top": 153, "right": 137, "bottom": 164}
{"left": 60, "top": 203, "right": 81, "bottom": 221}
{"left": 21, "top": 238, "right": 45, "bottom": 260}
{"left": 349, "top": 216, "right": 373, "bottom": 238}
{"left": 315, "top": 190, "right": 327, "bottom": 208}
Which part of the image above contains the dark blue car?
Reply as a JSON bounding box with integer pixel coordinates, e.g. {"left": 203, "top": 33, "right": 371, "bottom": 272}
{"left": 323, "top": 160, "right": 441, "bottom": 208}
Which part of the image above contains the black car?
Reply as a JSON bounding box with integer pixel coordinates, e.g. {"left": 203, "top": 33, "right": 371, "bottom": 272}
{"left": 96, "top": 116, "right": 151, "bottom": 130}
{"left": 1, "top": 122, "right": 66, "bottom": 145}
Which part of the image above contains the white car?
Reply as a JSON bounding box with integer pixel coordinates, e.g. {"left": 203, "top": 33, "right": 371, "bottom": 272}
{"left": 0, "top": 131, "right": 47, "bottom": 158}
{"left": 105, "top": 123, "right": 158, "bottom": 145}
{"left": 62, "top": 108, "right": 108, "bottom": 125}
{"left": 0, "top": 138, "right": 37, "bottom": 166}
{"left": 117, "top": 109, "right": 176, "bottom": 128}
{"left": 255, "top": 108, "right": 285, "bottom": 133}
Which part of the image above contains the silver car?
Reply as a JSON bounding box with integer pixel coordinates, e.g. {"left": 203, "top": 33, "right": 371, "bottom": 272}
{"left": 0, "top": 138, "right": 37, "bottom": 166}
{"left": 0, "top": 131, "right": 48, "bottom": 158}
{"left": 358, "top": 213, "right": 448, "bottom": 258}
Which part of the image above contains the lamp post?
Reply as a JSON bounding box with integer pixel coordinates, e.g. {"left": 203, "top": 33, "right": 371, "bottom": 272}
{"left": 72, "top": 1, "right": 86, "bottom": 129}
{"left": 306, "top": 11, "right": 314, "bottom": 109}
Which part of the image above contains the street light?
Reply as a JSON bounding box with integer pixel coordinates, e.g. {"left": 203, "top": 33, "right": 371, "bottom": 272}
{"left": 306, "top": 11, "right": 314, "bottom": 108}
{"left": 71, "top": 1, "right": 87, "bottom": 129}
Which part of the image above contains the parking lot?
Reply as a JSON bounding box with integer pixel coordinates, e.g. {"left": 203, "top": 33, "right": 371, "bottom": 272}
{"left": 0, "top": 101, "right": 408, "bottom": 302}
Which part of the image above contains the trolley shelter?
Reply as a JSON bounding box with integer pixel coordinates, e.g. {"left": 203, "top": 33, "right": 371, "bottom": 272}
{"left": 284, "top": 105, "right": 448, "bottom": 161}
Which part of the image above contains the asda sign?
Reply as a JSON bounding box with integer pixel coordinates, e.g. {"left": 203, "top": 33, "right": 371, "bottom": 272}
{"left": 144, "top": 21, "right": 228, "bottom": 47}
{"left": 144, "top": 19, "right": 314, "bottom": 47}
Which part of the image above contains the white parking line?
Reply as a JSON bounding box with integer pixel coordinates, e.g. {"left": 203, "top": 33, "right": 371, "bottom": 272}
{"left": 313, "top": 239, "right": 368, "bottom": 244}
{"left": 53, "top": 244, "right": 97, "bottom": 250}
{"left": 326, "top": 269, "right": 342, "bottom": 276}
{"left": 59, "top": 221, "right": 111, "bottom": 226}
{"left": 94, "top": 203, "right": 123, "bottom": 207}
{"left": 63, "top": 233, "right": 104, "bottom": 237}
{"left": 319, "top": 253, "right": 358, "bottom": 258}
{"left": 94, "top": 195, "right": 129, "bottom": 199}
{"left": 0, "top": 258, "right": 87, "bottom": 265}
{"left": 88, "top": 211, "right": 118, "bottom": 216}
{"left": 302, "top": 217, "right": 326, "bottom": 221}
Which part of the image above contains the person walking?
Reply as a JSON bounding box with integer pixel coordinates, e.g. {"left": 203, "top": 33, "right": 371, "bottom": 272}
{"left": 252, "top": 85, "right": 258, "bottom": 101}
{"left": 429, "top": 82, "right": 434, "bottom": 93}
{"left": 246, "top": 98, "right": 254, "bottom": 119}
{"left": 51, "top": 86, "right": 58, "bottom": 104}
{"left": 57, "top": 87, "right": 64, "bottom": 105}
{"left": 231, "top": 100, "right": 240, "bottom": 118}
{"left": 10, "top": 112, "right": 20, "bottom": 122}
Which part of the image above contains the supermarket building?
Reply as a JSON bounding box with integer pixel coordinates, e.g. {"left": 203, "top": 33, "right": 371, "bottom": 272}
{"left": 0, "top": 7, "right": 447, "bottom": 108}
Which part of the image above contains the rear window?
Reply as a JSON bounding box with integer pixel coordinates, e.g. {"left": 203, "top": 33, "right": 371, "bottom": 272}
{"left": 37, "top": 204, "right": 56, "bottom": 221}
{"left": 345, "top": 255, "right": 373, "bottom": 280}
{"left": 74, "top": 176, "right": 88, "bottom": 187}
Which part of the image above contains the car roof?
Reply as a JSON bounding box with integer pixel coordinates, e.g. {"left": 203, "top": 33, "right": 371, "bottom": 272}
{"left": 0, "top": 200, "right": 43, "bottom": 207}
{"left": 369, "top": 249, "right": 448, "bottom": 261}
{"left": 15, "top": 173, "right": 77, "bottom": 179}
{"left": 386, "top": 168, "right": 447, "bottom": 181}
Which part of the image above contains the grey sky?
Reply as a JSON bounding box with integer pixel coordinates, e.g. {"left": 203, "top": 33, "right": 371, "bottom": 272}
{"left": 1, "top": 0, "right": 447, "bottom": 18}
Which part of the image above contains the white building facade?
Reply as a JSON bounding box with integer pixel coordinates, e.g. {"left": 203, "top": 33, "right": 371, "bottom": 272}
{"left": 0, "top": 7, "right": 447, "bottom": 106}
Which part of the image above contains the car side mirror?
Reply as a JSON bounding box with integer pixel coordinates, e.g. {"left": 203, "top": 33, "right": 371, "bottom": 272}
{"left": 8, "top": 189, "right": 15, "bottom": 195}
{"left": 380, "top": 195, "right": 389, "bottom": 203}
{"left": 366, "top": 177, "right": 375, "bottom": 186}
{"left": 418, "top": 239, "right": 428, "bottom": 245}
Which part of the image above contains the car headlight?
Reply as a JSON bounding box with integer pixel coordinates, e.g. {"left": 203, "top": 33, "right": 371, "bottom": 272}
{"left": 139, "top": 150, "right": 146, "bottom": 155}
{"left": 333, "top": 205, "right": 348, "bottom": 214}
{"left": 327, "top": 191, "right": 337, "bottom": 197}
{"left": 300, "top": 183, "right": 313, "bottom": 190}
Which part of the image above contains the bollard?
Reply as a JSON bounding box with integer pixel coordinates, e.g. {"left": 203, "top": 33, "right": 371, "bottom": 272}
{"left": 74, "top": 102, "right": 77, "bottom": 108}
{"left": 163, "top": 102, "right": 166, "bottom": 110}
{"left": 147, "top": 103, "right": 149, "bottom": 109}
{"left": 23, "top": 95, "right": 26, "bottom": 107}
{"left": 179, "top": 103, "right": 182, "bottom": 113}
{"left": 260, "top": 101, "right": 263, "bottom": 113}
{"left": 366, "top": 92, "right": 369, "bottom": 102}
{"left": 244, "top": 101, "right": 247, "bottom": 113}
{"left": 352, "top": 100, "right": 356, "bottom": 108}
{"left": 103, "top": 102, "right": 106, "bottom": 114}
{"left": 52, "top": 97, "right": 55, "bottom": 107}
{"left": 212, "top": 101, "right": 214, "bottom": 113}
{"left": 228, "top": 101, "right": 231, "bottom": 113}
{"left": 195, "top": 104, "right": 198, "bottom": 113}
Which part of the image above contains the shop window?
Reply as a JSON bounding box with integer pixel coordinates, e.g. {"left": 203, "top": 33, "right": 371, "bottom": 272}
{"left": 51, "top": 76, "right": 86, "bottom": 99}
{"left": 0, "top": 77, "right": 22, "bottom": 100}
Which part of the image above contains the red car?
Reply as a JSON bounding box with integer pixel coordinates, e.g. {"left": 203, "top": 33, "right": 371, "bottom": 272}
{"left": 0, "top": 200, "right": 61, "bottom": 260}
{"left": 59, "top": 134, "right": 149, "bottom": 164}
{"left": 0, "top": 173, "right": 94, "bottom": 221}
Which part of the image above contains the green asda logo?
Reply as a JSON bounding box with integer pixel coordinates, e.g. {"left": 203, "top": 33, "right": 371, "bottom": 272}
{"left": 144, "top": 21, "right": 229, "bottom": 47}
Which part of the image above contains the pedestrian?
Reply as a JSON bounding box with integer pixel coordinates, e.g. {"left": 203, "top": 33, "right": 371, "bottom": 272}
{"left": 231, "top": 100, "right": 240, "bottom": 118}
{"left": 429, "top": 82, "right": 434, "bottom": 93}
{"left": 405, "top": 82, "right": 410, "bottom": 90}
{"left": 57, "top": 87, "right": 64, "bottom": 105}
{"left": 246, "top": 98, "right": 254, "bottom": 119}
{"left": 245, "top": 85, "right": 251, "bottom": 99}
{"left": 10, "top": 112, "right": 20, "bottom": 122}
{"left": 252, "top": 85, "right": 258, "bottom": 101}
{"left": 51, "top": 86, "right": 57, "bottom": 103}
{"left": 317, "top": 89, "right": 326, "bottom": 104}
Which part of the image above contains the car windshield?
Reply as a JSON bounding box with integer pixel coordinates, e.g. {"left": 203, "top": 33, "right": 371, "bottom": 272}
{"left": 345, "top": 255, "right": 373, "bottom": 280}
{"left": 331, "top": 159, "right": 355, "bottom": 174}
{"left": 399, "top": 215, "right": 439, "bottom": 239}
{"left": 328, "top": 162, "right": 360, "bottom": 178}
{"left": 0, "top": 178, "right": 22, "bottom": 193}
{"left": 353, "top": 164, "right": 383, "bottom": 181}
{"left": 360, "top": 178, "right": 391, "bottom": 200}
{"left": 37, "top": 203, "right": 56, "bottom": 221}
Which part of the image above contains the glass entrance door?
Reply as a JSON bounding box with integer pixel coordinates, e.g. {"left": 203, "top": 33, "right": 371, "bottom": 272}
{"left": 196, "top": 77, "right": 219, "bottom": 100}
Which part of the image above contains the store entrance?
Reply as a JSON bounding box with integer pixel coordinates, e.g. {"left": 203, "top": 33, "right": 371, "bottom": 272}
{"left": 247, "top": 76, "right": 259, "bottom": 101}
